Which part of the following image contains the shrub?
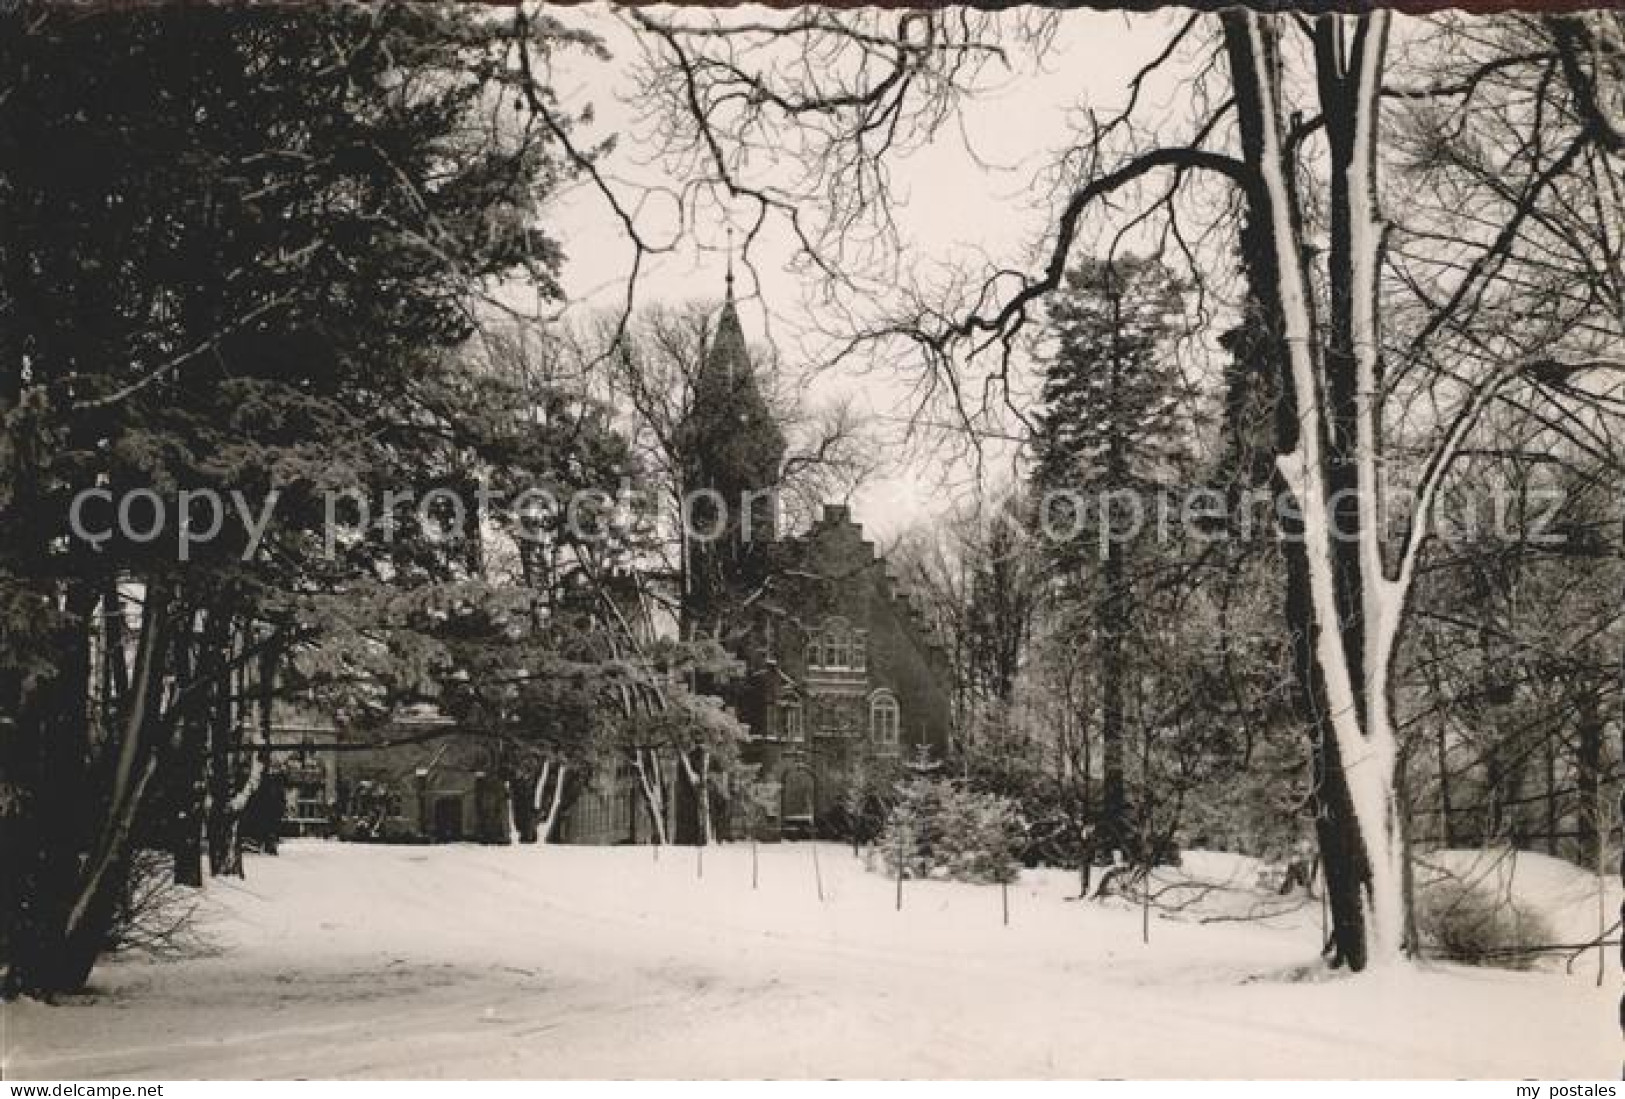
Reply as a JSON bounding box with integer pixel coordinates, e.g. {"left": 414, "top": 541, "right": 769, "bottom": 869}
{"left": 1415, "top": 876, "right": 1553, "bottom": 970}
{"left": 105, "top": 849, "right": 206, "bottom": 959}
{"left": 869, "top": 778, "right": 1022, "bottom": 885}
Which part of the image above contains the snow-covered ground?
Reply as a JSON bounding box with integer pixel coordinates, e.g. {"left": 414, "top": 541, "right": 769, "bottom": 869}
{"left": 4, "top": 841, "right": 1616, "bottom": 1079}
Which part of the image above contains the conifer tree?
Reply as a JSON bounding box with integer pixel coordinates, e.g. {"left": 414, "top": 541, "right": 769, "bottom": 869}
{"left": 0, "top": 3, "right": 586, "bottom": 996}
{"left": 1031, "top": 257, "right": 1191, "bottom": 862}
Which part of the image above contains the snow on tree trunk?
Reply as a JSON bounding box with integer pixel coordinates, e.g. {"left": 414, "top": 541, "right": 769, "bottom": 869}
{"left": 533, "top": 760, "right": 553, "bottom": 814}
{"left": 537, "top": 764, "right": 567, "bottom": 843}
{"left": 699, "top": 750, "right": 712, "bottom": 846}
{"left": 1231, "top": 10, "right": 1405, "bottom": 969}
{"left": 633, "top": 748, "right": 669, "bottom": 846}
{"left": 678, "top": 748, "right": 714, "bottom": 846}
{"left": 226, "top": 718, "right": 269, "bottom": 817}
{"left": 65, "top": 584, "right": 171, "bottom": 942}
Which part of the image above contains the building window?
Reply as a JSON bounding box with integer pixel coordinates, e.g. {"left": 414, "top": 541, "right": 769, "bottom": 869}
{"left": 870, "top": 691, "right": 899, "bottom": 750}
{"left": 781, "top": 702, "right": 804, "bottom": 742}
{"left": 810, "top": 616, "right": 866, "bottom": 671}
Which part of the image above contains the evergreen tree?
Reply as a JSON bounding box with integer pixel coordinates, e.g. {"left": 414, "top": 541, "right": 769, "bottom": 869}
{"left": 1030, "top": 256, "right": 1192, "bottom": 862}
{"left": 0, "top": 3, "right": 584, "bottom": 996}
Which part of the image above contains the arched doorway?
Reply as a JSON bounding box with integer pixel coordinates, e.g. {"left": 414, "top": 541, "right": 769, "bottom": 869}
{"left": 781, "top": 766, "right": 815, "bottom": 839}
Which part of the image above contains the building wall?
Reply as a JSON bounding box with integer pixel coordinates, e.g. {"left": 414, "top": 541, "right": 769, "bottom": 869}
{"left": 554, "top": 762, "right": 662, "bottom": 845}
{"left": 267, "top": 726, "right": 340, "bottom": 837}
{"left": 734, "top": 503, "right": 953, "bottom": 830}
{"left": 271, "top": 720, "right": 511, "bottom": 844}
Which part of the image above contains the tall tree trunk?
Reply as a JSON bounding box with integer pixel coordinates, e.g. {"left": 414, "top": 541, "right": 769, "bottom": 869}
{"left": 254, "top": 641, "right": 280, "bottom": 854}
{"left": 1576, "top": 694, "right": 1603, "bottom": 865}
{"left": 5, "top": 582, "right": 172, "bottom": 997}
{"left": 1098, "top": 533, "right": 1127, "bottom": 861}
{"left": 1484, "top": 745, "right": 1504, "bottom": 844}
{"left": 3, "top": 581, "right": 97, "bottom": 997}
{"left": 1504, "top": 762, "right": 1527, "bottom": 849}
{"left": 1288, "top": 540, "right": 1372, "bottom": 967}
{"left": 1225, "top": 10, "right": 1405, "bottom": 970}
{"left": 220, "top": 690, "right": 268, "bottom": 867}
{"left": 206, "top": 616, "right": 240, "bottom": 877}
{"left": 1435, "top": 719, "right": 1455, "bottom": 848}
{"left": 633, "top": 748, "right": 669, "bottom": 846}
{"left": 538, "top": 763, "right": 567, "bottom": 843}
{"left": 699, "top": 750, "right": 713, "bottom": 845}
{"left": 170, "top": 613, "right": 207, "bottom": 888}
{"left": 1077, "top": 685, "right": 1094, "bottom": 893}
{"left": 1544, "top": 730, "right": 1559, "bottom": 857}
{"left": 514, "top": 761, "right": 545, "bottom": 844}
{"left": 678, "top": 748, "right": 714, "bottom": 846}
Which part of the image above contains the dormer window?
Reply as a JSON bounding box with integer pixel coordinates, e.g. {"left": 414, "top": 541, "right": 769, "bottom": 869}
{"left": 809, "top": 616, "right": 866, "bottom": 672}
{"left": 870, "top": 690, "right": 900, "bottom": 750}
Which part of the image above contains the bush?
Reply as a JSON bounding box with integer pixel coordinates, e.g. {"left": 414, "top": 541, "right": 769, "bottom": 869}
{"left": 105, "top": 849, "right": 205, "bottom": 959}
{"left": 869, "top": 779, "right": 1022, "bottom": 885}
{"left": 1415, "top": 877, "right": 1553, "bottom": 970}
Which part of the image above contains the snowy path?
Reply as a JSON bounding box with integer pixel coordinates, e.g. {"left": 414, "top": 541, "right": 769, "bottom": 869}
{"left": 4, "top": 842, "right": 1615, "bottom": 1078}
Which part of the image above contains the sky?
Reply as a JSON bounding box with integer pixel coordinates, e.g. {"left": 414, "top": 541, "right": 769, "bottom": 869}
{"left": 530, "top": 4, "right": 1199, "bottom": 544}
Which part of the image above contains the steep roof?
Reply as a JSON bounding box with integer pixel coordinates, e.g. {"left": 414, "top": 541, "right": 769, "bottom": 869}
{"left": 703, "top": 267, "right": 751, "bottom": 385}
{"left": 685, "top": 272, "right": 786, "bottom": 487}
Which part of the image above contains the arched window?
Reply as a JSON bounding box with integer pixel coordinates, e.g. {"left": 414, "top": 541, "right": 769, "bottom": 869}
{"left": 870, "top": 691, "right": 900, "bottom": 750}
{"left": 809, "top": 616, "right": 866, "bottom": 671}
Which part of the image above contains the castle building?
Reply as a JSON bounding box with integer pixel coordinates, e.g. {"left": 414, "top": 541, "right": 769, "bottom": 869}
{"left": 725, "top": 502, "right": 955, "bottom": 835}
{"left": 673, "top": 274, "right": 953, "bottom": 837}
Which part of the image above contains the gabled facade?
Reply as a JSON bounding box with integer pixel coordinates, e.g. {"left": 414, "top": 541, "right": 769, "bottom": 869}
{"left": 725, "top": 503, "right": 953, "bottom": 835}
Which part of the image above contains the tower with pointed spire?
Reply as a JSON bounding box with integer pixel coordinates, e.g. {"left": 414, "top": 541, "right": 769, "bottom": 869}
{"left": 677, "top": 267, "right": 787, "bottom": 637}
{"left": 664, "top": 262, "right": 948, "bottom": 846}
